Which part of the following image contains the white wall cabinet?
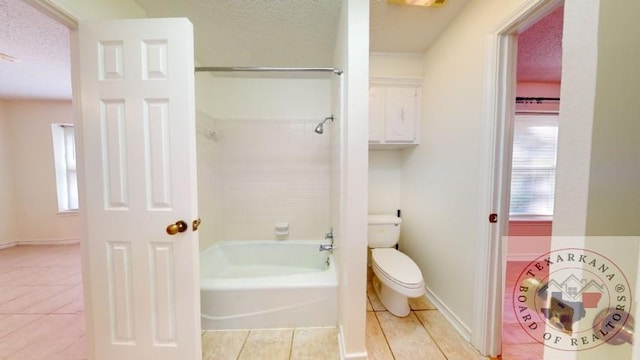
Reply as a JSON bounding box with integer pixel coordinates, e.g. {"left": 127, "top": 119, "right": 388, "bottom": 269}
{"left": 369, "top": 84, "right": 421, "bottom": 149}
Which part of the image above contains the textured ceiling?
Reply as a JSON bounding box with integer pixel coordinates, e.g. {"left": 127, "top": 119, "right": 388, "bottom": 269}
{"left": 0, "top": 0, "right": 562, "bottom": 100}
{"left": 370, "top": 0, "right": 470, "bottom": 53}
{"left": 517, "top": 5, "right": 563, "bottom": 83}
{"left": 0, "top": 0, "right": 71, "bottom": 100}
{"left": 135, "top": 0, "right": 343, "bottom": 68}
{"left": 135, "top": 0, "right": 471, "bottom": 66}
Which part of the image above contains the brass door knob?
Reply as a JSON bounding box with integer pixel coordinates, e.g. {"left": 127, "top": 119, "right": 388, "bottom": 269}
{"left": 166, "top": 220, "right": 188, "bottom": 235}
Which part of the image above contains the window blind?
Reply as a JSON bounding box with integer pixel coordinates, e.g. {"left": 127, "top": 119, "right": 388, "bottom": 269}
{"left": 509, "top": 115, "right": 558, "bottom": 216}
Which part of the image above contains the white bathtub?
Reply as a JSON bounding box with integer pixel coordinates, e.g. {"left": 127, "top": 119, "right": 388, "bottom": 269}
{"left": 200, "top": 240, "right": 338, "bottom": 329}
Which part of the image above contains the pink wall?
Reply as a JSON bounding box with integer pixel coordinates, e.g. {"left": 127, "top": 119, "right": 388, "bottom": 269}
{"left": 516, "top": 82, "right": 560, "bottom": 113}
{"left": 507, "top": 221, "right": 552, "bottom": 260}
{"left": 508, "top": 220, "right": 552, "bottom": 236}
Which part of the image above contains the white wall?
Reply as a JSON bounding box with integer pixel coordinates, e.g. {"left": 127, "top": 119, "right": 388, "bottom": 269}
{"left": 0, "top": 101, "right": 18, "bottom": 247}
{"left": 195, "top": 76, "right": 332, "bottom": 250}
{"left": 370, "top": 53, "right": 424, "bottom": 79}
{"left": 195, "top": 76, "right": 331, "bottom": 121}
{"left": 368, "top": 54, "right": 423, "bottom": 217}
{"left": 399, "top": 0, "right": 528, "bottom": 335}
{"left": 334, "top": 0, "right": 369, "bottom": 359}
{"left": 551, "top": 0, "right": 599, "bottom": 236}
{"left": 8, "top": 101, "right": 80, "bottom": 244}
{"left": 368, "top": 151, "right": 403, "bottom": 215}
{"left": 550, "top": 4, "right": 640, "bottom": 358}
{"left": 583, "top": 0, "right": 640, "bottom": 235}
{"left": 553, "top": 0, "right": 640, "bottom": 236}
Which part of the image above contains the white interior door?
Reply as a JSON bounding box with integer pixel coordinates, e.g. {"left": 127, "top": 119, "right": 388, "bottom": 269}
{"left": 78, "top": 18, "right": 201, "bottom": 360}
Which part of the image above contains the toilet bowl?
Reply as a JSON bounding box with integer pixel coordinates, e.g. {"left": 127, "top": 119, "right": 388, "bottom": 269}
{"left": 368, "top": 214, "right": 425, "bottom": 317}
{"left": 371, "top": 248, "right": 425, "bottom": 317}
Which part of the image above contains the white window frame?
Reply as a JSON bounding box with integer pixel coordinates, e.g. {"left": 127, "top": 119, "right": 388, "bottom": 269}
{"left": 509, "top": 114, "right": 558, "bottom": 220}
{"left": 51, "top": 124, "right": 78, "bottom": 212}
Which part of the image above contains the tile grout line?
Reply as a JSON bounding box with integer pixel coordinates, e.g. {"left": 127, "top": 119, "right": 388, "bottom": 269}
{"left": 372, "top": 310, "right": 396, "bottom": 360}
{"left": 288, "top": 328, "right": 295, "bottom": 360}
{"left": 0, "top": 313, "right": 46, "bottom": 341}
{"left": 235, "top": 329, "right": 251, "bottom": 360}
{"left": 54, "top": 331, "right": 86, "bottom": 359}
{"left": 0, "top": 245, "right": 86, "bottom": 360}
{"left": 50, "top": 270, "right": 83, "bottom": 286}
{"left": 413, "top": 309, "right": 450, "bottom": 359}
{"left": 1, "top": 285, "right": 77, "bottom": 315}
{"left": 0, "top": 285, "right": 43, "bottom": 304}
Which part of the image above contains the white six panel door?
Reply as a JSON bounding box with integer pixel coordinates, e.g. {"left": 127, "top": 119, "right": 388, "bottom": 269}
{"left": 78, "top": 18, "right": 201, "bottom": 360}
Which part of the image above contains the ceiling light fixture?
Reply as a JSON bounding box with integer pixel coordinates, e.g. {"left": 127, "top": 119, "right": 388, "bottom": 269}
{"left": 386, "top": 0, "right": 447, "bottom": 7}
{"left": 0, "top": 52, "right": 20, "bottom": 63}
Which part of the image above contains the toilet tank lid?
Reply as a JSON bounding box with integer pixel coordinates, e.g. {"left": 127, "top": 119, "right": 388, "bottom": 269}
{"left": 368, "top": 215, "right": 402, "bottom": 225}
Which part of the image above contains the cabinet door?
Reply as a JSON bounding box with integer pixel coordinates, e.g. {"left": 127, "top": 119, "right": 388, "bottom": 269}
{"left": 369, "top": 86, "right": 385, "bottom": 142}
{"left": 384, "top": 87, "right": 417, "bottom": 142}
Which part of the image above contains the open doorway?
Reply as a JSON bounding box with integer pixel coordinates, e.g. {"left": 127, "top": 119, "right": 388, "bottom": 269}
{"left": 502, "top": 4, "right": 564, "bottom": 359}
{"left": 0, "top": 0, "right": 84, "bottom": 358}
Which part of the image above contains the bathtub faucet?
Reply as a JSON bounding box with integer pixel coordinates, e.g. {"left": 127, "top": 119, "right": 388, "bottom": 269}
{"left": 319, "top": 243, "right": 333, "bottom": 252}
{"left": 326, "top": 227, "right": 335, "bottom": 241}
{"left": 319, "top": 227, "right": 334, "bottom": 252}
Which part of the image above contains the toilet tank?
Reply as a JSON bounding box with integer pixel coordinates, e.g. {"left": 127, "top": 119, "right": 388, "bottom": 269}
{"left": 367, "top": 215, "right": 402, "bottom": 248}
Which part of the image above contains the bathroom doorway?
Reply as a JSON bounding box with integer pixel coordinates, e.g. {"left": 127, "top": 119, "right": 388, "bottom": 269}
{"left": 501, "top": 3, "right": 563, "bottom": 359}
{"left": 471, "top": 0, "right": 565, "bottom": 356}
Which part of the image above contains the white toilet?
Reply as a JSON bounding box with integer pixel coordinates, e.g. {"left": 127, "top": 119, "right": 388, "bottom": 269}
{"left": 368, "top": 215, "right": 425, "bottom": 317}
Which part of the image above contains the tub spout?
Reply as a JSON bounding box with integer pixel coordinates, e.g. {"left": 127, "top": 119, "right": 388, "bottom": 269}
{"left": 319, "top": 244, "right": 333, "bottom": 252}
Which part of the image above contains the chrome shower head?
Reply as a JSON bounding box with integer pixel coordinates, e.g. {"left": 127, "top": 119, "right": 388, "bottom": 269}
{"left": 314, "top": 115, "right": 334, "bottom": 134}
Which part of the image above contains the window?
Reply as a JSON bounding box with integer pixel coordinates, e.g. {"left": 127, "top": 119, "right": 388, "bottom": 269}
{"left": 509, "top": 115, "right": 558, "bottom": 217}
{"left": 52, "top": 124, "right": 78, "bottom": 211}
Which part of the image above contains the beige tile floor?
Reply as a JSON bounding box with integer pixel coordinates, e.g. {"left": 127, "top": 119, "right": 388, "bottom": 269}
{"left": 201, "top": 283, "right": 488, "bottom": 360}
{"left": 0, "top": 245, "right": 510, "bottom": 360}
{"left": 365, "top": 278, "right": 488, "bottom": 360}
{"left": 201, "top": 327, "right": 340, "bottom": 360}
{"left": 0, "top": 245, "right": 86, "bottom": 360}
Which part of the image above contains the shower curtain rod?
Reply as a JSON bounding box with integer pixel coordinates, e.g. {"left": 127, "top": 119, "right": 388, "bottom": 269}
{"left": 195, "top": 66, "right": 343, "bottom": 75}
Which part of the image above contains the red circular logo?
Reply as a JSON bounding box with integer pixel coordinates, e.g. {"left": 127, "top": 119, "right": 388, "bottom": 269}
{"left": 513, "top": 249, "right": 632, "bottom": 351}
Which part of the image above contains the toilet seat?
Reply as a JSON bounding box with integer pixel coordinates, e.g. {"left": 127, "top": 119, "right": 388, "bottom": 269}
{"left": 371, "top": 248, "right": 424, "bottom": 298}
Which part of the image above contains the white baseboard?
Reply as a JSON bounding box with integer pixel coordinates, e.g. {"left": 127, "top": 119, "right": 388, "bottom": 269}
{"left": 0, "top": 238, "right": 80, "bottom": 249}
{"left": 0, "top": 242, "right": 17, "bottom": 250}
{"left": 424, "top": 285, "right": 472, "bottom": 342}
{"left": 338, "top": 325, "right": 368, "bottom": 360}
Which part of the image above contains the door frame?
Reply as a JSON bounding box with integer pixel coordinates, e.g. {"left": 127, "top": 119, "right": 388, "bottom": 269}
{"left": 24, "top": 0, "right": 78, "bottom": 28}
{"left": 472, "top": 0, "right": 564, "bottom": 356}
{"left": 24, "top": 0, "right": 99, "bottom": 353}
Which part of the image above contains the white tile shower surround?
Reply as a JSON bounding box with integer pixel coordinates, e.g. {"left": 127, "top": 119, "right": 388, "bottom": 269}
{"left": 1, "top": 245, "right": 496, "bottom": 359}
{"left": 203, "top": 119, "right": 331, "bottom": 242}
